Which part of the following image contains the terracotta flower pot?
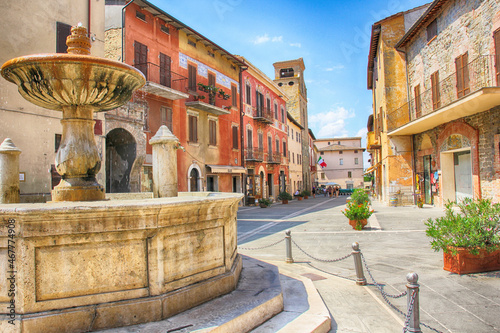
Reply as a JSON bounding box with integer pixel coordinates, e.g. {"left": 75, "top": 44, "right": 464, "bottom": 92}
{"left": 282, "top": 199, "right": 288, "bottom": 204}
{"left": 443, "top": 247, "right": 500, "bottom": 274}
{"left": 348, "top": 219, "right": 368, "bottom": 230}
{"left": 297, "top": 196, "right": 303, "bottom": 201}
{"left": 304, "top": 196, "right": 309, "bottom": 199}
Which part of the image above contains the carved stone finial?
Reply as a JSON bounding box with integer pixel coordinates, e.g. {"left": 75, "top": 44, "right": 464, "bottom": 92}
{"left": 66, "top": 23, "right": 91, "bottom": 55}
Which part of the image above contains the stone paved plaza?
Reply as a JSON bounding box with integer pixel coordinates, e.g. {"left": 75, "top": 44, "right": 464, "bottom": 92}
{"left": 237, "top": 195, "right": 500, "bottom": 333}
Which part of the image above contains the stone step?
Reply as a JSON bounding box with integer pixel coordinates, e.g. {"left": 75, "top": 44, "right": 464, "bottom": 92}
{"left": 97, "top": 255, "right": 331, "bottom": 333}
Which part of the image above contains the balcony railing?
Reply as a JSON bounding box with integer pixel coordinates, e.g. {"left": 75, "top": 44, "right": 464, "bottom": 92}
{"left": 387, "top": 55, "right": 498, "bottom": 133}
{"left": 245, "top": 148, "right": 264, "bottom": 162}
{"left": 254, "top": 107, "right": 274, "bottom": 124}
{"left": 267, "top": 152, "right": 281, "bottom": 164}
{"left": 134, "top": 62, "right": 187, "bottom": 92}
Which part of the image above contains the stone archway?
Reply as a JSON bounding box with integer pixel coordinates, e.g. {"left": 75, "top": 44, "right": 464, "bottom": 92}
{"left": 106, "top": 128, "right": 136, "bottom": 193}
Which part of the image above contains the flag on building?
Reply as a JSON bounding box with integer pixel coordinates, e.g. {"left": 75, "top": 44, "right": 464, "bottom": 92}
{"left": 317, "top": 156, "right": 327, "bottom": 168}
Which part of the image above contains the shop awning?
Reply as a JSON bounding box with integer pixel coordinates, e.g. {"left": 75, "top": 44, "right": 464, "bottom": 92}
{"left": 364, "top": 163, "right": 380, "bottom": 175}
{"left": 206, "top": 165, "right": 247, "bottom": 174}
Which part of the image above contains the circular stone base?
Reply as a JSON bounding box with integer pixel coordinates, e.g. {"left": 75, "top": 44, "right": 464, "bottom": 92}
{"left": 52, "top": 184, "right": 105, "bottom": 202}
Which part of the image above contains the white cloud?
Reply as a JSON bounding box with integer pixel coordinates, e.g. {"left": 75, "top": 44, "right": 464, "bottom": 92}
{"left": 253, "top": 34, "right": 270, "bottom": 44}
{"left": 289, "top": 42, "right": 302, "bottom": 48}
{"left": 325, "top": 64, "right": 345, "bottom": 71}
{"left": 309, "top": 106, "right": 355, "bottom": 138}
{"left": 253, "top": 34, "right": 284, "bottom": 45}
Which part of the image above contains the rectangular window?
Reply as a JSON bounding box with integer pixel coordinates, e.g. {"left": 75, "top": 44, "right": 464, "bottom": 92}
{"left": 134, "top": 41, "right": 148, "bottom": 79}
{"left": 232, "top": 126, "right": 239, "bottom": 149}
{"left": 160, "top": 107, "right": 173, "bottom": 131}
{"left": 427, "top": 19, "right": 437, "bottom": 42}
{"left": 135, "top": 10, "right": 146, "bottom": 21}
{"left": 258, "top": 133, "right": 263, "bottom": 150}
{"left": 292, "top": 152, "right": 295, "bottom": 164}
{"left": 247, "top": 129, "right": 253, "bottom": 148}
{"left": 348, "top": 171, "right": 352, "bottom": 178}
{"left": 160, "top": 24, "right": 169, "bottom": 34}
{"left": 268, "top": 136, "right": 272, "bottom": 154}
{"left": 209, "top": 119, "right": 217, "bottom": 146}
{"left": 354, "top": 150, "right": 358, "bottom": 153}
{"left": 160, "top": 53, "right": 171, "bottom": 87}
{"left": 266, "top": 98, "right": 271, "bottom": 113}
{"left": 321, "top": 173, "right": 325, "bottom": 180}
{"left": 339, "top": 158, "right": 343, "bottom": 165}
{"left": 188, "top": 39, "right": 196, "bottom": 47}
{"left": 231, "top": 85, "right": 237, "bottom": 107}
{"left": 320, "top": 152, "right": 324, "bottom": 155}
{"left": 188, "top": 115, "right": 198, "bottom": 143}
{"left": 283, "top": 141, "right": 287, "bottom": 157}
{"left": 246, "top": 84, "right": 251, "bottom": 105}
{"left": 494, "top": 29, "right": 500, "bottom": 85}
{"left": 276, "top": 138, "right": 280, "bottom": 153}
{"left": 56, "top": 22, "right": 71, "bottom": 53}
{"left": 208, "top": 72, "right": 216, "bottom": 87}
{"left": 281, "top": 108, "right": 285, "bottom": 122}
{"left": 431, "top": 71, "right": 441, "bottom": 110}
{"left": 339, "top": 151, "right": 343, "bottom": 154}
{"left": 455, "top": 52, "right": 470, "bottom": 98}
{"left": 274, "top": 104, "right": 278, "bottom": 119}
{"left": 414, "top": 84, "right": 422, "bottom": 118}
{"left": 188, "top": 64, "right": 197, "bottom": 91}
{"left": 280, "top": 68, "right": 294, "bottom": 78}
{"left": 355, "top": 158, "right": 359, "bottom": 165}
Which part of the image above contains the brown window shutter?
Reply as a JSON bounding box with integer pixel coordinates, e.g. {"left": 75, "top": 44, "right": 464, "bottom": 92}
{"left": 56, "top": 22, "right": 72, "bottom": 53}
{"left": 208, "top": 73, "right": 215, "bottom": 87}
{"left": 462, "top": 53, "right": 469, "bottom": 95}
{"left": 494, "top": 29, "right": 500, "bottom": 85}
{"left": 232, "top": 127, "right": 238, "bottom": 149}
{"left": 231, "top": 85, "right": 237, "bottom": 107}
{"left": 188, "top": 65, "right": 197, "bottom": 91}
{"left": 414, "top": 85, "right": 421, "bottom": 118}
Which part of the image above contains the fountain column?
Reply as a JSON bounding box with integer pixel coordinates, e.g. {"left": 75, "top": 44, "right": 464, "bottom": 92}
{"left": 0, "top": 138, "right": 21, "bottom": 203}
{"left": 149, "top": 125, "right": 179, "bottom": 197}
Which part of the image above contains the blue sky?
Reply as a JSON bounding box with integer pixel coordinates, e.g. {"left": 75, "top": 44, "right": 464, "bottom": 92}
{"left": 155, "top": 0, "right": 429, "bottom": 150}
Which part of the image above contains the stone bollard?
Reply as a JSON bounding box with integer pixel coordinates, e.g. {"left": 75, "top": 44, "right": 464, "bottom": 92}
{"left": 352, "top": 242, "right": 367, "bottom": 285}
{"left": 285, "top": 230, "right": 294, "bottom": 263}
{"left": 149, "top": 126, "right": 179, "bottom": 198}
{"left": 406, "top": 272, "right": 421, "bottom": 333}
{"left": 0, "top": 138, "right": 22, "bottom": 203}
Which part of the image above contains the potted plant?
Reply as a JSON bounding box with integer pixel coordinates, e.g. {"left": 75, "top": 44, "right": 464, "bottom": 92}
{"left": 350, "top": 189, "right": 370, "bottom": 205}
{"left": 295, "top": 192, "right": 304, "bottom": 201}
{"left": 301, "top": 190, "right": 311, "bottom": 199}
{"left": 258, "top": 198, "right": 272, "bottom": 208}
{"left": 425, "top": 198, "right": 500, "bottom": 274}
{"left": 278, "top": 191, "right": 293, "bottom": 204}
{"left": 342, "top": 201, "right": 374, "bottom": 230}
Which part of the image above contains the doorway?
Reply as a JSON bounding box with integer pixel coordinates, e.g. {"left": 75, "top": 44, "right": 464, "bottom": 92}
{"left": 454, "top": 151, "right": 473, "bottom": 202}
{"left": 106, "top": 128, "right": 136, "bottom": 193}
{"left": 423, "top": 155, "right": 432, "bottom": 204}
{"left": 267, "top": 173, "right": 273, "bottom": 198}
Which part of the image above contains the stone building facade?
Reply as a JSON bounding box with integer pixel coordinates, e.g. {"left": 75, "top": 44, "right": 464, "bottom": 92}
{"left": 273, "top": 58, "right": 312, "bottom": 192}
{"left": 0, "top": 0, "right": 105, "bottom": 202}
{"left": 380, "top": 0, "right": 500, "bottom": 206}
{"left": 287, "top": 113, "right": 304, "bottom": 194}
{"left": 367, "top": 5, "right": 429, "bottom": 205}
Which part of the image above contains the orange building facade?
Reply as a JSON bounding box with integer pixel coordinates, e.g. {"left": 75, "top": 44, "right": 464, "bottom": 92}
{"left": 239, "top": 57, "right": 289, "bottom": 203}
{"left": 106, "top": 0, "right": 245, "bottom": 194}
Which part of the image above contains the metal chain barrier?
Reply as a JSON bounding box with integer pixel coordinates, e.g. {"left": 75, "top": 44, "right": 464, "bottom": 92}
{"left": 403, "top": 290, "right": 416, "bottom": 333}
{"left": 237, "top": 237, "right": 285, "bottom": 250}
{"left": 291, "top": 239, "right": 353, "bottom": 263}
{"left": 360, "top": 253, "right": 407, "bottom": 299}
{"left": 420, "top": 322, "right": 443, "bottom": 333}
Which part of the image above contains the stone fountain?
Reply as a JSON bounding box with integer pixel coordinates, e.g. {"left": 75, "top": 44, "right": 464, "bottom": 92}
{"left": 0, "top": 25, "right": 242, "bottom": 332}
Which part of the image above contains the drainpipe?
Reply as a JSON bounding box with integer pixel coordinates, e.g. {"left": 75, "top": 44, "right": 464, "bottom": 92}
{"left": 239, "top": 66, "right": 247, "bottom": 198}
{"left": 121, "top": 0, "right": 135, "bottom": 63}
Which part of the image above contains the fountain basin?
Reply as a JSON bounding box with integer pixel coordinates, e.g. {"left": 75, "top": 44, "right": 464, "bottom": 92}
{"left": 0, "top": 192, "right": 243, "bottom": 332}
{"left": 1, "top": 54, "right": 145, "bottom": 112}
